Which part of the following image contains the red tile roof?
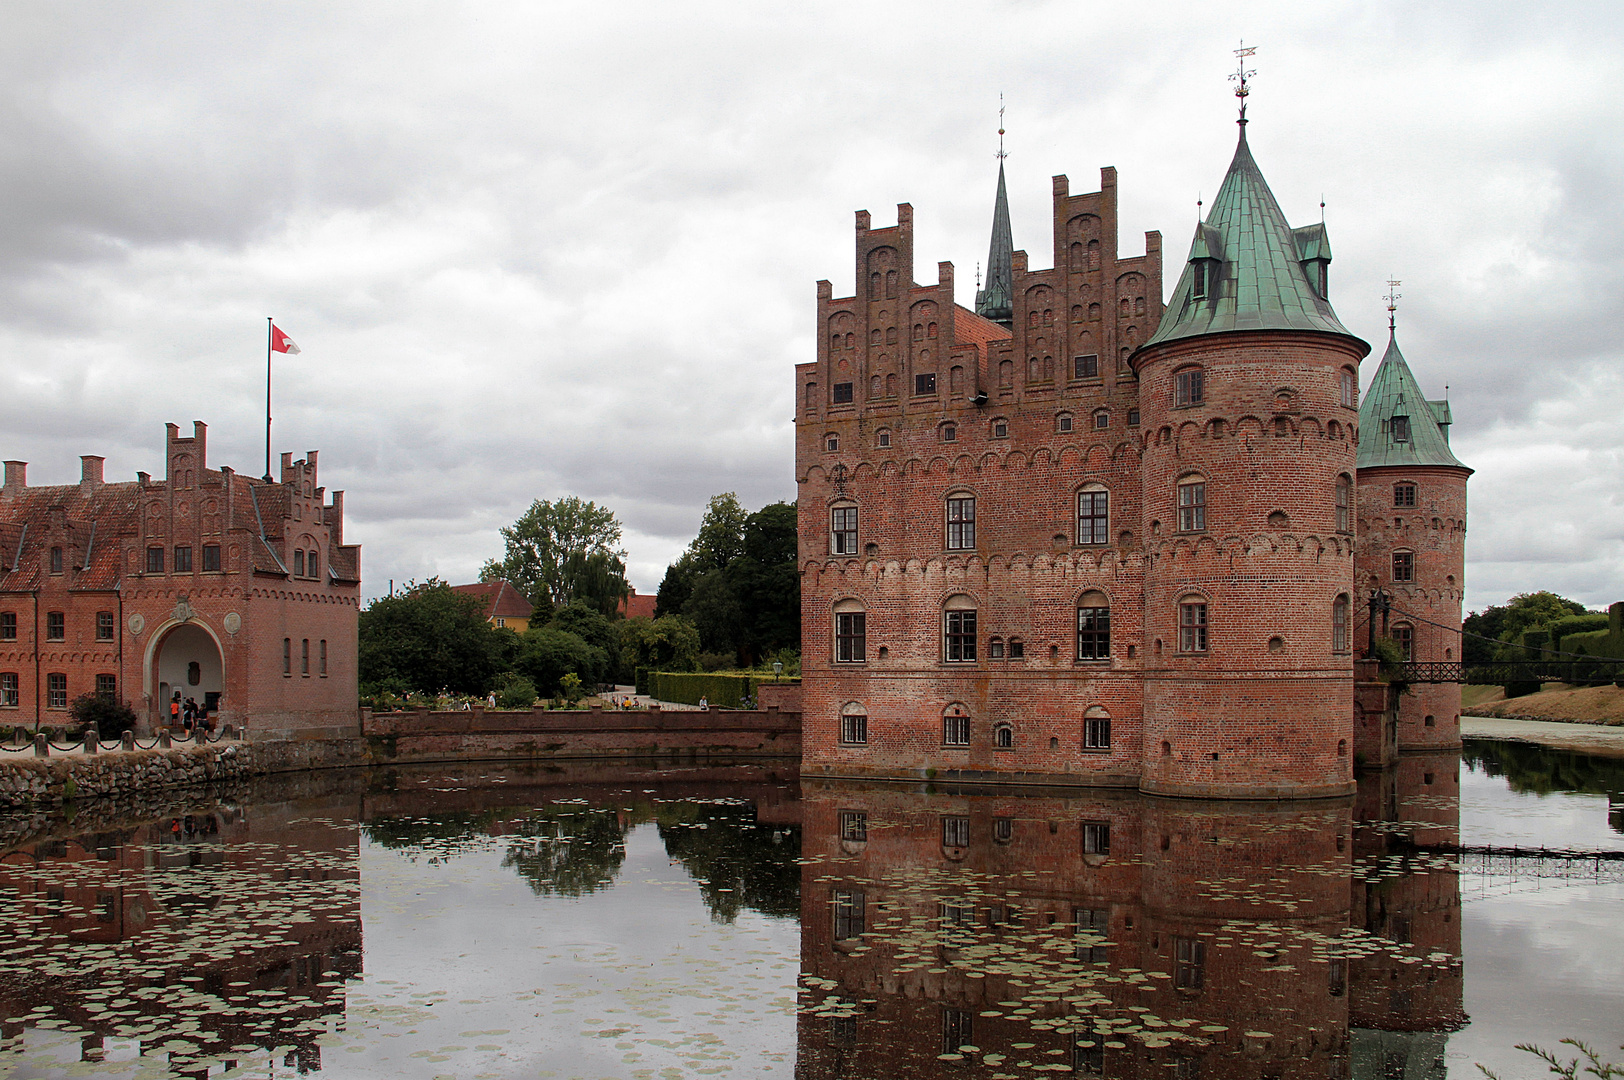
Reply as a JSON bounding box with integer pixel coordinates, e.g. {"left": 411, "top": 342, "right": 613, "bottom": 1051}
{"left": 452, "top": 580, "right": 533, "bottom": 621}
{"left": 618, "top": 588, "right": 657, "bottom": 620}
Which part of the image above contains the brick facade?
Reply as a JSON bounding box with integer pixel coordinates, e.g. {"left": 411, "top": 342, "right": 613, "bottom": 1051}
{"left": 797, "top": 143, "right": 1467, "bottom": 797}
{"left": 0, "top": 422, "right": 361, "bottom": 738}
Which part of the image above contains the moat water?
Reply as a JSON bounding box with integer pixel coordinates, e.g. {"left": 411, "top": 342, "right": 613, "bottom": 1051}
{"left": 1, "top": 742, "right": 1621, "bottom": 1080}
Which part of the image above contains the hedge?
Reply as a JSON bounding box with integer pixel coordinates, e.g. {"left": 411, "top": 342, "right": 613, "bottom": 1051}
{"left": 634, "top": 667, "right": 651, "bottom": 697}
{"left": 650, "top": 671, "right": 755, "bottom": 709}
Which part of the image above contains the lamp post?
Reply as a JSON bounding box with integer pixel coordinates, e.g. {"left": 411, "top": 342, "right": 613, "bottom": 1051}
{"left": 772, "top": 661, "right": 783, "bottom": 682}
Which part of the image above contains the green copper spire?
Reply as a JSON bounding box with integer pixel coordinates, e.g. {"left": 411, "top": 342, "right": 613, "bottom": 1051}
{"left": 974, "top": 160, "right": 1014, "bottom": 327}
{"left": 1144, "top": 127, "right": 1359, "bottom": 349}
{"left": 1357, "top": 329, "right": 1469, "bottom": 471}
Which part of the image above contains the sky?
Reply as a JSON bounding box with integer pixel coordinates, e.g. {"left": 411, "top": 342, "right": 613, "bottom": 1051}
{"left": 1, "top": 1, "right": 1620, "bottom": 612}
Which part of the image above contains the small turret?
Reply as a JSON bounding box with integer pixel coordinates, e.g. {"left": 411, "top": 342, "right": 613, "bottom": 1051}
{"left": 973, "top": 161, "right": 1015, "bottom": 327}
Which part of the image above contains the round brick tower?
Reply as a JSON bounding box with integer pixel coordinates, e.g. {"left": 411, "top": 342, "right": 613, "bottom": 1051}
{"left": 1355, "top": 326, "right": 1472, "bottom": 751}
{"left": 1131, "top": 123, "right": 1368, "bottom": 798}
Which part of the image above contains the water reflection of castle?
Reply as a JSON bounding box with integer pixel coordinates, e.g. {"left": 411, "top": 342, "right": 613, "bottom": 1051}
{"left": 0, "top": 792, "right": 362, "bottom": 1074}
{"left": 797, "top": 757, "right": 1464, "bottom": 1080}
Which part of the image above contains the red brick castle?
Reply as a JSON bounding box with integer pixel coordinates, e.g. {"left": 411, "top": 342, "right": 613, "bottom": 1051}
{"left": 0, "top": 421, "right": 362, "bottom": 739}
{"left": 796, "top": 115, "right": 1469, "bottom": 798}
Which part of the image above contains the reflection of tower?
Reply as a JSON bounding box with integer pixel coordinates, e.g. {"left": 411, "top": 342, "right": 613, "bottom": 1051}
{"left": 1135, "top": 114, "right": 1365, "bottom": 799}
{"left": 1350, "top": 753, "right": 1465, "bottom": 1079}
{"left": 1354, "top": 294, "right": 1472, "bottom": 752}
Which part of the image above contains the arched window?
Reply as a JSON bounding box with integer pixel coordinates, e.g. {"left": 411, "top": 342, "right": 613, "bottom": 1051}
{"left": 993, "top": 723, "right": 1014, "bottom": 749}
{"left": 943, "top": 595, "right": 977, "bottom": 662}
{"left": 1392, "top": 550, "right": 1415, "bottom": 582}
{"left": 991, "top": 418, "right": 1009, "bottom": 439}
{"left": 1392, "top": 622, "right": 1414, "bottom": 662}
{"left": 1178, "top": 596, "right": 1209, "bottom": 653}
{"left": 1394, "top": 482, "right": 1417, "bottom": 508}
{"left": 839, "top": 702, "right": 867, "bottom": 745}
{"left": 945, "top": 495, "right": 975, "bottom": 550}
{"left": 1176, "top": 476, "right": 1207, "bottom": 532}
{"left": 940, "top": 422, "right": 957, "bottom": 443}
{"left": 998, "top": 359, "right": 1014, "bottom": 388}
{"left": 942, "top": 703, "right": 970, "bottom": 746}
{"left": 1340, "top": 368, "right": 1358, "bottom": 408}
{"left": 875, "top": 429, "right": 892, "bottom": 448}
{"left": 1174, "top": 366, "right": 1204, "bottom": 406}
{"left": 830, "top": 502, "right": 858, "bottom": 555}
{"left": 1336, "top": 475, "right": 1353, "bottom": 533}
{"left": 833, "top": 598, "right": 865, "bottom": 663}
{"left": 1083, "top": 706, "right": 1111, "bottom": 750}
{"left": 1332, "top": 595, "right": 1350, "bottom": 653}
{"left": 1077, "top": 590, "right": 1110, "bottom": 660}
{"left": 989, "top": 636, "right": 1005, "bottom": 659}
{"left": 1077, "top": 485, "right": 1109, "bottom": 546}
{"left": 1056, "top": 412, "right": 1074, "bottom": 434}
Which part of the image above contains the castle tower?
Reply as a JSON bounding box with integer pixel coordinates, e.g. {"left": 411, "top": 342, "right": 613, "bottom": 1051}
{"left": 974, "top": 160, "right": 1015, "bottom": 327}
{"left": 1355, "top": 327, "right": 1471, "bottom": 750}
{"left": 1131, "top": 121, "right": 1368, "bottom": 798}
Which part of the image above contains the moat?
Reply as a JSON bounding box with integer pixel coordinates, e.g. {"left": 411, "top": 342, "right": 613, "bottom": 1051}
{"left": 1, "top": 744, "right": 1620, "bottom": 1080}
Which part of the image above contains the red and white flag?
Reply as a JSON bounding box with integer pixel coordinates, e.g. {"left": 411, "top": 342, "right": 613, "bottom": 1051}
{"left": 270, "top": 323, "right": 301, "bottom": 354}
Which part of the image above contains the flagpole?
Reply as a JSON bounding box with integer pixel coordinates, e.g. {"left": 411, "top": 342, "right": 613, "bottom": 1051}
{"left": 264, "top": 317, "right": 273, "bottom": 482}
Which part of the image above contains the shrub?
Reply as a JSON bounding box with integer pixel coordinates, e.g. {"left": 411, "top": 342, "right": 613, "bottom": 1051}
{"left": 492, "top": 672, "right": 538, "bottom": 709}
{"left": 68, "top": 693, "right": 138, "bottom": 740}
{"left": 650, "top": 671, "right": 755, "bottom": 709}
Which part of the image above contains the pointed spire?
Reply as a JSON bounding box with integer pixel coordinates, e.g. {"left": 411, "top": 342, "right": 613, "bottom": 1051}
{"left": 974, "top": 111, "right": 1014, "bottom": 327}
{"left": 1357, "top": 325, "right": 1469, "bottom": 472}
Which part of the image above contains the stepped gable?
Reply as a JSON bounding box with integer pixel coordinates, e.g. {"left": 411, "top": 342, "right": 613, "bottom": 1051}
{"left": 1357, "top": 330, "right": 1469, "bottom": 472}
{"left": 1145, "top": 126, "right": 1356, "bottom": 349}
{"left": 0, "top": 481, "right": 140, "bottom": 592}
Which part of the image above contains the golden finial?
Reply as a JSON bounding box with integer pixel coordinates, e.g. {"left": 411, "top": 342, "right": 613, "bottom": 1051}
{"left": 997, "top": 94, "right": 1007, "bottom": 161}
{"left": 1385, "top": 278, "right": 1402, "bottom": 331}
{"left": 1230, "top": 41, "right": 1257, "bottom": 124}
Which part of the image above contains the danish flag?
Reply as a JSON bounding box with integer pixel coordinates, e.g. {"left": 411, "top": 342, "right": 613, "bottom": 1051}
{"left": 270, "top": 323, "right": 301, "bottom": 354}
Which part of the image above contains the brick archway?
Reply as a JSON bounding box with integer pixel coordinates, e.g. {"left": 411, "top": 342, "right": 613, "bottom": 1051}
{"left": 144, "top": 620, "right": 224, "bottom": 728}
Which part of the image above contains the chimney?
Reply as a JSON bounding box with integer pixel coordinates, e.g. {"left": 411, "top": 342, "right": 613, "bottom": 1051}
{"left": 192, "top": 421, "right": 207, "bottom": 468}
{"left": 329, "top": 491, "right": 345, "bottom": 546}
{"left": 80, "top": 455, "right": 104, "bottom": 495}
{"left": 2, "top": 461, "right": 25, "bottom": 496}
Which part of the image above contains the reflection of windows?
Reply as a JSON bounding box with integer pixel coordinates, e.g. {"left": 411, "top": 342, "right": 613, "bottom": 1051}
{"left": 941, "top": 1008, "right": 973, "bottom": 1057}
{"left": 833, "top": 889, "right": 865, "bottom": 939}
{"left": 1392, "top": 551, "right": 1415, "bottom": 582}
{"left": 1174, "top": 936, "right": 1205, "bottom": 990}
{"left": 1177, "top": 480, "right": 1206, "bottom": 532}
{"left": 1329, "top": 957, "right": 1347, "bottom": 997}
{"left": 944, "top": 608, "right": 976, "bottom": 663}
{"left": 1077, "top": 488, "right": 1109, "bottom": 545}
{"left": 1394, "top": 483, "right": 1417, "bottom": 507}
{"left": 939, "top": 898, "right": 974, "bottom": 925}
{"left": 1084, "top": 715, "right": 1111, "bottom": 750}
{"left": 946, "top": 496, "right": 975, "bottom": 549}
{"left": 943, "top": 710, "right": 970, "bottom": 746}
{"left": 1074, "top": 907, "right": 1109, "bottom": 962}
{"left": 839, "top": 704, "right": 867, "bottom": 745}
{"left": 830, "top": 505, "right": 858, "bottom": 555}
{"left": 1081, "top": 821, "right": 1110, "bottom": 855}
{"left": 1179, "top": 601, "right": 1208, "bottom": 653}
{"left": 942, "top": 816, "right": 970, "bottom": 846}
{"left": 1074, "top": 1036, "right": 1105, "bottom": 1076}
{"left": 839, "top": 811, "right": 867, "bottom": 842}
{"left": 992, "top": 818, "right": 1013, "bottom": 843}
{"left": 1077, "top": 602, "right": 1110, "bottom": 660}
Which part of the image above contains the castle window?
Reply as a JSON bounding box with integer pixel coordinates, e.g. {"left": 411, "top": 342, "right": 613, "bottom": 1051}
{"left": 993, "top": 819, "right": 1013, "bottom": 844}
{"left": 1336, "top": 475, "right": 1353, "bottom": 533}
{"left": 1128, "top": 408, "right": 1140, "bottom": 426}
{"left": 1176, "top": 480, "right": 1207, "bottom": 532}
{"left": 0, "top": 612, "right": 15, "bottom": 640}
{"left": 946, "top": 496, "right": 975, "bottom": 550}
{"left": 830, "top": 504, "right": 858, "bottom": 555}
{"left": 1392, "top": 551, "right": 1415, "bottom": 582}
{"left": 942, "top": 706, "right": 970, "bottom": 746}
{"left": 915, "top": 373, "right": 937, "bottom": 396}
{"left": 1391, "top": 415, "right": 1411, "bottom": 442}
{"left": 941, "top": 423, "right": 957, "bottom": 443}
{"left": 308, "top": 550, "right": 319, "bottom": 579}
{"left": 999, "top": 359, "right": 1014, "bottom": 388}
{"left": 146, "top": 546, "right": 164, "bottom": 574}
{"left": 1084, "top": 708, "right": 1112, "bottom": 750}
{"left": 0, "top": 673, "right": 16, "bottom": 707}
{"left": 989, "top": 637, "right": 1004, "bottom": 659}
{"left": 96, "top": 611, "right": 114, "bottom": 641}
{"left": 1093, "top": 411, "right": 1110, "bottom": 430}
{"left": 1007, "top": 637, "right": 1023, "bottom": 659}
{"left": 824, "top": 435, "right": 838, "bottom": 452}
{"left": 46, "top": 611, "right": 64, "bottom": 641}
{"left": 806, "top": 382, "right": 818, "bottom": 409}
{"left": 47, "top": 673, "right": 66, "bottom": 709}
{"left": 839, "top": 702, "right": 868, "bottom": 745}
{"left": 302, "top": 638, "right": 310, "bottom": 675}
{"left": 1394, "top": 483, "right": 1417, "bottom": 507}
{"left": 1333, "top": 596, "right": 1350, "bottom": 653}
{"left": 993, "top": 723, "right": 1014, "bottom": 749}
{"left": 202, "top": 544, "right": 221, "bottom": 571}
{"left": 833, "top": 600, "right": 866, "bottom": 663}
{"left": 1175, "top": 367, "right": 1204, "bottom": 406}
{"left": 1392, "top": 623, "right": 1414, "bottom": 662}
{"left": 283, "top": 638, "right": 292, "bottom": 676}
{"left": 1077, "top": 592, "right": 1111, "bottom": 660}
{"left": 1340, "top": 368, "right": 1358, "bottom": 408}
{"left": 1178, "top": 600, "right": 1209, "bottom": 653}
{"left": 1074, "top": 905, "right": 1109, "bottom": 963}
{"left": 1081, "top": 821, "right": 1110, "bottom": 855}
{"left": 832, "top": 381, "right": 853, "bottom": 404}
{"left": 1057, "top": 412, "right": 1074, "bottom": 433}
{"left": 49, "top": 546, "right": 63, "bottom": 575}
{"left": 96, "top": 673, "right": 115, "bottom": 699}
{"left": 943, "top": 598, "right": 977, "bottom": 663}
{"left": 992, "top": 419, "right": 1009, "bottom": 439}
{"left": 876, "top": 429, "right": 891, "bottom": 448}
{"left": 840, "top": 811, "right": 867, "bottom": 842}
{"left": 320, "top": 639, "right": 328, "bottom": 676}
{"left": 293, "top": 549, "right": 305, "bottom": 577}
{"left": 1074, "top": 354, "right": 1099, "bottom": 380}
{"left": 174, "top": 545, "right": 192, "bottom": 573}
{"left": 833, "top": 888, "right": 866, "bottom": 939}
{"left": 1192, "top": 259, "right": 1211, "bottom": 300}
{"left": 1077, "top": 486, "right": 1109, "bottom": 545}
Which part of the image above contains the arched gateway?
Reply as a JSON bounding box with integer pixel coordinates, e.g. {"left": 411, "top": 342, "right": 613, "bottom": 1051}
{"left": 149, "top": 622, "right": 224, "bottom": 725}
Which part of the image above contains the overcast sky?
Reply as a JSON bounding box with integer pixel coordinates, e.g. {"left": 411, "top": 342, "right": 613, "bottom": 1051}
{"left": 1, "top": 2, "right": 1620, "bottom": 612}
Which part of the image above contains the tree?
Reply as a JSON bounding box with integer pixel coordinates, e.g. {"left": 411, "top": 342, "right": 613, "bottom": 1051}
{"left": 69, "top": 693, "right": 138, "bottom": 739}
{"left": 690, "top": 492, "right": 748, "bottom": 573}
{"left": 1464, "top": 591, "right": 1593, "bottom": 663}
{"left": 514, "top": 625, "right": 607, "bottom": 695}
{"left": 730, "top": 502, "right": 800, "bottom": 660}
{"left": 684, "top": 569, "right": 743, "bottom": 656}
{"left": 656, "top": 551, "right": 699, "bottom": 619}
{"left": 481, "top": 496, "right": 629, "bottom": 612}
{"left": 359, "top": 579, "right": 500, "bottom": 695}
{"left": 616, "top": 615, "right": 701, "bottom": 679}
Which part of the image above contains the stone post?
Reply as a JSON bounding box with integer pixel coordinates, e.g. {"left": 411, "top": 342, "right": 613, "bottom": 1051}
{"left": 121, "top": 731, "right": 135, "bottom": 751}
{"left": 194, "top": 725, "right": 207, "bottom": 745}
{"left": 159, "top": 731, "right": 172, "bottom": 749}
{"left": 83, "top": 730, "right": 97, "bottom": 755}
{"left": 34, "top": 733, "right": 48, "bottom": 757}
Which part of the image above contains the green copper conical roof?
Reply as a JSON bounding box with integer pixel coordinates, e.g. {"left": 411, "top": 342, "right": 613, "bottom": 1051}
{"left": 1357, "top": 329, "right": 1470, "bottom": 471}
{"left": 1144, "top": 126, "right": 1360, "bottom": 349}
{"left": 974, "top": 161, "right": 1014, "bottom": 327}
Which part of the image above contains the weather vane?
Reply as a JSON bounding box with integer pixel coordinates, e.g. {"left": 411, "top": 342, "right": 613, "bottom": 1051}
{"left": 1230, "top": 41, "right": 1257, "bottom": 123}
{"left": 997, "top": 94, "right": 1007, "bottom": 161}
{"left": 1385, "top": 278, "right": 1402, "bottom": 330}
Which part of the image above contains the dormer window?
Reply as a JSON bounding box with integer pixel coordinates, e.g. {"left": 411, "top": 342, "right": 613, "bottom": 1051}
{"left": 1306, "top": 260, "right": 1329, "bottom": 298}
{"left": 1191, "top": 259, "right": 1216, "bottom": 301}
{"left": 1391, "top": 415, "right": 1410, "bottom": 443}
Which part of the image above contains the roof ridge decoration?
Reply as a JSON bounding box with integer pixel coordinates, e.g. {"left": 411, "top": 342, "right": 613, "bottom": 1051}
{"left": 1357, "top": 329, "right": 1470, "bottom": 472}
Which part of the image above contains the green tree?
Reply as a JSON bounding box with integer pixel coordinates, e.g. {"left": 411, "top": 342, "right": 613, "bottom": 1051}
{"left": 730, "top": 502, "right": 800, "bottom": 661}
{"left": 684, "top": 569, "right": 742, "bottom": 656}
{"left": 514, "top": 625, "right": 607, "bottom": 695}
{"left": 691, "top": 492, "right": 748, "bottom": 572}
{"left": 616, "top": 614, "right": 701, "bottom": 679}
{"left": 656, "top": 551, "right": 699, "bottom": 619}
{"left": 481, "top": 496, "right": 629, "bottom": 612}
{"left": 1478, "top": 592, "right": 1593, "bottom": 661}
{"left": 359, "top": 579, "right": 501, "bottom": 695}
{"left": 552, "top": 600, "right": 617, "bottom": 660}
